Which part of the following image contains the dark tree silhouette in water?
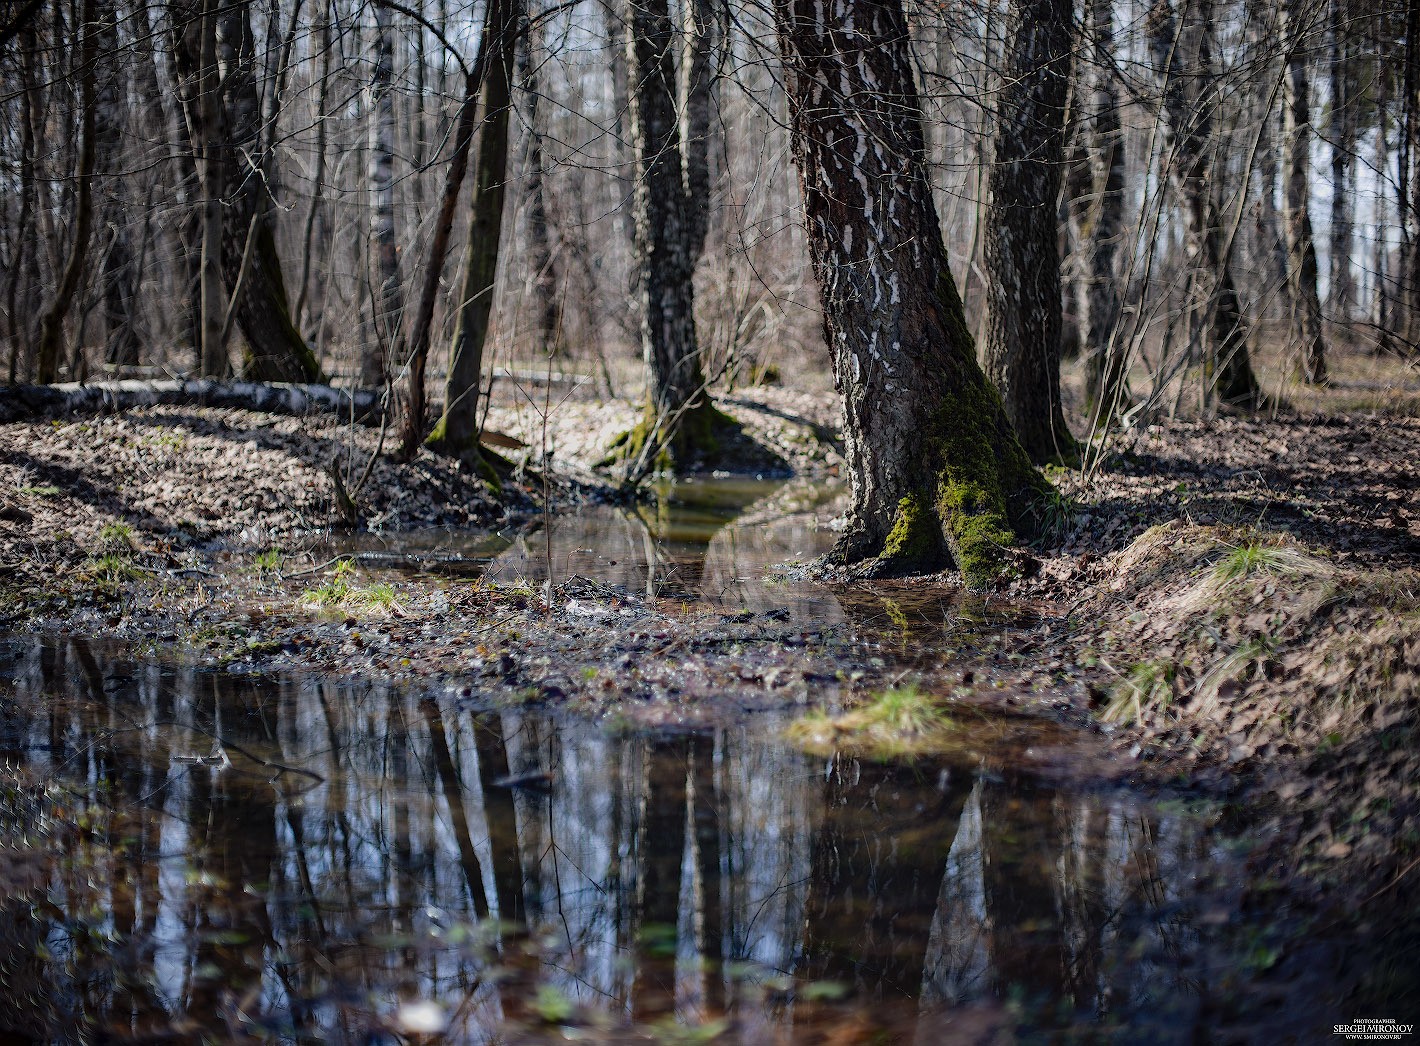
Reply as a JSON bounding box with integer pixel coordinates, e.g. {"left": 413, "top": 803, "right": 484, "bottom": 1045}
{"left": 773, "top": 0, "right": 1050, "bottom": 586}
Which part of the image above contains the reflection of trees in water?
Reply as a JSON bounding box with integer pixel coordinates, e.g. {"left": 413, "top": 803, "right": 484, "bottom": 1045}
{"left": 795, "top": 756, "right": 974, "bottom": 1015}
{"left": 0, "top": 637, "right": 1225, "bottom": 1040}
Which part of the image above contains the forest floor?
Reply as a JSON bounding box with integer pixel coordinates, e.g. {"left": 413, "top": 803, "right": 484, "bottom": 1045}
{"left": 0, "top": 358, "right": 1418, "bottom": 1023}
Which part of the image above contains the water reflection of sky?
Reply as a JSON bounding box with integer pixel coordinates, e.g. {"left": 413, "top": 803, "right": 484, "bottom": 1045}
{"left": 0, "top": 633, "right": 1231, "bottom": 1043}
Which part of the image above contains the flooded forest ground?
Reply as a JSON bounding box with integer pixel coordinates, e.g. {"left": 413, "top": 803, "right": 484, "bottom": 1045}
{"left": 0, "top": 363, "right": 1417, "bottom": 1042}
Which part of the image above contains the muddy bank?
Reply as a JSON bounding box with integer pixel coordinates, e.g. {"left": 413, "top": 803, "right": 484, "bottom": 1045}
{"left": 0, "top": 393, "right": 1417, "bottom": 1028}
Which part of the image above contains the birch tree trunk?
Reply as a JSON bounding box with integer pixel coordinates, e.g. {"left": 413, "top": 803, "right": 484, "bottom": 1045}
{"left": 982, "top": 0, "right": 1077, "bottom": 465}
{"left": 773, "top": 0, "right": 1050, "bottom": 585}
{"left": 606, "top": 0, "right": 736, "bottom": 473}
{"left": 1280, "top": 0, "right": 1328, "bottom": 383}
{"left": 364, "top": 0, "right": 400, "bottom": 388}
{"left": 1150, "top": 0, "right": 1263, "bottom": 408}
{"left": 517, "top": 18, "right": 561, "bottom": 354}
{"left": 1328, "top": 4, "right": 1357, "bottom": 323}
{"left": 1079, "top": 0, "right": 1129, "bottom": 421}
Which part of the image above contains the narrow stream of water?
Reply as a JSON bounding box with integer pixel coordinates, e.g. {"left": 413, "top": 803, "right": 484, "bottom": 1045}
{"left": 0, "top": 480, "right": 1250, "bottom": 1043}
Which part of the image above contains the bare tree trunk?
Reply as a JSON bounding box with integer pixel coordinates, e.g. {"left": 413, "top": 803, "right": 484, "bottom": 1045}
{"left": 1080, "top": 0, "right": 1129, "bottom": 421}
{"left": 773, "top": 0, "right": 1050, "bottom": 585}
{"left": 983, "top": 0, "right": 1076, "bottom": 464}
{"left": 426, "top": 0, "right": 520, "bottom": 471}
{"left": 294, "top": 0, "right": 332, "bottom": 331}
{"left": 608, "top": 0, "right": 733, "bottom": 470}
{"left": 35, "top": 0, "right": 98, "bottom": 384}
{"left": 216, "top": 0, "right": 322, "bottom": 382}
{"left": 517, "top": 15, "right": 561, "bottom": 355}
{"left": 6, "top": 25, "right": 42, "bottom": 381}
{"left": 1280, "top": 0, "right": 1328, "bottom": 383}
{"left": 363, "top": 0, "right": 400, "bottom": 388}
{"left": 1328, "top": 2, "right": 1357, "bottom": 323}
{"left": 1150, "top": 0, "right": 1263, "bottom": 408}
{"left": 92, "top": 2, "right": 140, "bottom": 367}
{"left": 396, "top": 4, "right": 501, "bottom": 459}
{"left": 197, "top": 0, "right": 226, "bottom": 376}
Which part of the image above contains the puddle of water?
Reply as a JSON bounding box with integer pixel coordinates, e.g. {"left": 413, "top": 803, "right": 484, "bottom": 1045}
{"left": 0, "top": 635, "right": 1242, "bottom": 1044}
{"left": 338, "top": 477, "right": 1029, "bottom": 645}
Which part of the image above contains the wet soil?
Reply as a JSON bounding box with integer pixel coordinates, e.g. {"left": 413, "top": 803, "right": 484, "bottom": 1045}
{"left": 0, "top": 386, "right": 1417, "bottom": 1039}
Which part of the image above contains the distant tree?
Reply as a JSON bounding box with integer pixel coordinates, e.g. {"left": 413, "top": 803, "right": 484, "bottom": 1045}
{"left": 773, "top": 0, "right": 1051, "bottom": 585}
{"left": 1328, "top": 0, "right": 1358, "bottom": 323}
{"left": 603, "top": 0, "right": 738, "bottom": 476}
{"left": 1076, "top": 0, "right": 1129, "bottom": 423}
{"left": 1280, "top": 0, "right": 1328, "bottom": 383}
{"left": 1150, "top": 0, "right": 1263, "bottom": 408}
{"left": 982, "top": 0, "right": 1077, "bottom": 464}
{"left": 34, "top": 0, "right": 97, "bottom": 384}
{"left": 426, "top": 0, "right": 520, "bottom": 476}
{"left": 365, "top": 0, "right": 400, "bottom": 388}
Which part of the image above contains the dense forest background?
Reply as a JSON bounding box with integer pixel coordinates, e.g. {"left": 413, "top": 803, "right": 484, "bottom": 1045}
{"left": 1, "top": 0, "right": 1414, "bottom": 432}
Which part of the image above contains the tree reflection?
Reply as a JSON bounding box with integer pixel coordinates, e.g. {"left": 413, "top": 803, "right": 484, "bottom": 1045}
{"left": 796, "top": 755, "right": 974, "bottom": 1015}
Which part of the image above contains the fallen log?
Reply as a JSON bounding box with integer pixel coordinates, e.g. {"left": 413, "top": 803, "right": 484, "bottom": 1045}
{"left": 0, "top": 379, "right": 385, "bottom": 425}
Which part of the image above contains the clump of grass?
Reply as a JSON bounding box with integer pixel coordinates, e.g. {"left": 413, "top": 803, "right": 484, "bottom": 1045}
{"left": 1209, "top": 539, "right": 1334, "bottom": 589}
{"left": 356, "top": 582, "right": 399, "bottom": 609}
{"left": 253, "top": 548, "right": 284, "bottom": 574}
{"left": 302, "top": 561, "right": 402, "bottom": 612}
{"left": 1031, "top": 487, "right": 1078, "bottom": 541}
{"left": 15, "top": 485, "right": 61, "bottom": 497}
{"left": 1102, "top": 660, "right": 1175, "bottom": 725}
{"left": 98, "top": 521, "right": 134, "bottom": 548}
{"left": 83, "top": 553, "right": 149, "bottom": 588}
{"left": 785, "top": 683, "right": 958, "bottom": 756}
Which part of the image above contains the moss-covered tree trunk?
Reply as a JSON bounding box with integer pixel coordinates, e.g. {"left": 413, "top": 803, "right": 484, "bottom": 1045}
{"left": 773, "top": 0, "right": 1050, "bottom": 587}
{"left": 215, "top": 0, "right": 321, "bottom": 383}
{"left": 609, "top": 0, "right": 736, "bottom": 473}
{"left": 1280, "top": 0, "right": 1328, "bottom": 384}
{"left": 425, "top": 0, "right": 519, "bottom": 477}
{"left": 982, "top": 0, "right": 1077, "bottom": 465}
{"left": 1150, "top": 0, "right": 1263, "bottom": 408}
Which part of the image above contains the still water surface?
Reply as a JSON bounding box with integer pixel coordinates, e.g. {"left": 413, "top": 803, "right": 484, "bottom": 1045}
{"left": 0, "top": 480, "right": 1243, "bottom": 1043}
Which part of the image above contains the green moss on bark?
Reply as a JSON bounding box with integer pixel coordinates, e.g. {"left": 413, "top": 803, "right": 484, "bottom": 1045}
{"left": 877, "top": 495, "right": 948, "bottom": 574}
{"left": 910, "top": 270, "right": 1054, "bottom": 589}
{"left": 426, "top": 417, "right": 504, "bottom": 490}
{"left": 599, "top": 399, "right": 742, "bottom": 474}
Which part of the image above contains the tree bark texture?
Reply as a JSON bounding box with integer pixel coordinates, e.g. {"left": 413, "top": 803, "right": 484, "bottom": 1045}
{"left": 427, "top": 0, "right": 519, "bottom": 471}
{"left": 397, "top": 43, "right": 486, "bottom": 459}
{"left": 1328, "top": 5, "right": 1356, "bottom": 322}
{"left": 0, "top": 379, "right": 383, "bottom": 425}
{"left": 982, "top": 0, "right": 1077, "bottom": 464}
{"left": 92, "top": 1, "right": 142, "bottom": 367}
{"left": 1078, "top": 0, "right": 1129, "bottom": 421}
{"left": 364, "top": 0, "right": 401, "bottom": 388}
{"left": 215, "top": 0, "right": 321, "bottom": 382}
{"left": 1280, "top": 0, "right": 1328, "bottom": 383}
{"left": 197, "top": 0, "right": 227, "bottom": 376}
{"left": 773, "top": 0, "right": 1050, "bottom": 586}
{"left": 517, "top": 20, "right": 561, "bottom": 355}
{"left": 613, "top": 0, "right": 730, "bottom": 468}
{"left": 34, "top": 0, "right": 98, "bottom": 384}
{"left": 1150, "top": 0, "right": 1263, "bottom": 408}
